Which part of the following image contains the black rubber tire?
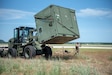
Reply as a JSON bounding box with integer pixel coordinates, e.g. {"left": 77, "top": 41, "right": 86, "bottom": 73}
{"left": 24, "top": 45, "right": 36, "bottom": 59}
{"left": 47, "top": 46, "right": 52, "bottom": 57}
{"left": 43, "top": 46, "right": 52, "bottom": 60}
{"left": 0, "top": 49, "right": 3, "bottom": 57}
{"left": 8, "top": 48, "right": 17, "bottom": 58}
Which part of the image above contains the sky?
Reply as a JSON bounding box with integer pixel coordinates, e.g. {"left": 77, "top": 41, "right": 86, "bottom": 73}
{"left": 0, "top": 0, "right": 112, "bottom": 43}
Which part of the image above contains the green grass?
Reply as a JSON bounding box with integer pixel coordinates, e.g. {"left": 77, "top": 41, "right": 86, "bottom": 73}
{"left": 69, "top": 63, "right": 98, "bottom": 75}
{"left": 1, "top": 48, "right": 111, "bottom": 75}
{"left": 0, "top": 44, "right": 111, "bottom": 75}
{"left": 0, "top": 58, "right": 99, "bottom": 75}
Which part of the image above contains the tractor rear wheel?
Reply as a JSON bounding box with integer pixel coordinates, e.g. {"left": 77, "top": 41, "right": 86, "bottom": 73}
{"left": 42, "top": 46, "right": 52, "bottom": 60}
{"left": 24, "top": 45, "right": 36, "bottom": 59}
{"left": 8, "top": 48, "right": 17, "bottom": 58}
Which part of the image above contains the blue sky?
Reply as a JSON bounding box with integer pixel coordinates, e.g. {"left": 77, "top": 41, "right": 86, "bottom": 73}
{"left": 0, "top": 0, "right": 112, "bottom": 43}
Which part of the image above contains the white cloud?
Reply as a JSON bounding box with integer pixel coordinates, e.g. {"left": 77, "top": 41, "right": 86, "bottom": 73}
{"left": 0, "top": 9, "right": 35, "bottom": 20}
{"left": 77, "top": 8, "right": 112, "bottom": 18}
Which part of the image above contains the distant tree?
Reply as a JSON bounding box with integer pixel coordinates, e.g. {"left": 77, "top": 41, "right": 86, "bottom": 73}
{"left": 0, "top": 39, "right": 5, "bottom": 43}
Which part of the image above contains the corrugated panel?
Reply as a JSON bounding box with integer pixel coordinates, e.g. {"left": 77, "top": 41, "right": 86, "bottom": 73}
{"left": 34, "top": 5, "right": 80, "bottom": 44}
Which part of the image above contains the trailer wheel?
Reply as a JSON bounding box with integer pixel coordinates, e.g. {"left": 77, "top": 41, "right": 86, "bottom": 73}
{"left": 8, "top": 48, "right": 17, "bottom": 58}
{"left": 24, "top": 45, "right": 36, "bottom": 59}
{"left": 0, "top": 49, "right": 4, "bottom": 57}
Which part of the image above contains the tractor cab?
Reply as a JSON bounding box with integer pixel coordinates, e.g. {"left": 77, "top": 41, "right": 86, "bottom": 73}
{"left": 14, "top": 26, "right": 35, "bottom": 43}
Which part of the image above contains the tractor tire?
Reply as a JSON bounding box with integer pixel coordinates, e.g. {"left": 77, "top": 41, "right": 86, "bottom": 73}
{"left": 43, "top": 46, "right": 52, "bottom": 60}
{"left": 24, "top": 45, "right": 36, "bottom": 59}
{"left": 8, "top": 48, "right": 17, "bottom": 58}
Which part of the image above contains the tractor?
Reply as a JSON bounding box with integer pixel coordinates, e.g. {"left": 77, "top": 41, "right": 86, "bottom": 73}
{"left": 8, "top": 26, "right": 43, "bottom": 58}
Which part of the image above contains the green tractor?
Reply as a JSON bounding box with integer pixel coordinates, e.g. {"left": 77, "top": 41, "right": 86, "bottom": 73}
{"left": 8, "top": 27, "right": 42, "bottom": 58}
{"left": 7, "top": 5, "right": 80, "bottom": 59}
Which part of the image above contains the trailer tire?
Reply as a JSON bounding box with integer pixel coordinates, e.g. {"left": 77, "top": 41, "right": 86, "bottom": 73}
{"left": 24, "top": 45, "right": 36, "bottom": 59}
{"left": 8, "top": 48, "right": 17, "bottom": 58}
{"left": 0, "top": 49, "right": 4, "bottom": 57}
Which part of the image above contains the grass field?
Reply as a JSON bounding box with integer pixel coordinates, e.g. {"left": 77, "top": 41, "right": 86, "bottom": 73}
{"left": 0, "top": 48, "right": 112, "bottom": 75}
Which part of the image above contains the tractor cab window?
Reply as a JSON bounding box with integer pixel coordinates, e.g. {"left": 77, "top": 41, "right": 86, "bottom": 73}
{"left": 14, "top": 27, "right": 29, "bottom": 43}
{"left": 19, "top": 29, "right": 28, "bottom": 43}
{"left": 14, "top": 29, "right": 18, "bottom": 39}
{"left": 20, "top": 30, "right": 28, "bottom": 38}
